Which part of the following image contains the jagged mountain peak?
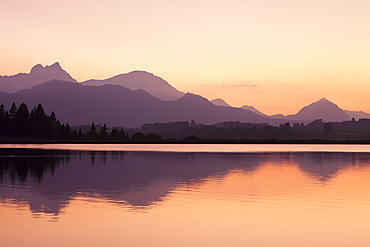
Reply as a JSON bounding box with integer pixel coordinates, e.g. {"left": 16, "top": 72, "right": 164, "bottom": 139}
{"left": 46, "top": 62, "right": 62, "bottom": 69}
{"left": 30, "top": 64, "right": 44, "bottom": 73}
{"left": 0, "top": 62, "right": 77, "bottom": 93}
{"left": 30, "top": 62, "right": 64, "bottom": 74}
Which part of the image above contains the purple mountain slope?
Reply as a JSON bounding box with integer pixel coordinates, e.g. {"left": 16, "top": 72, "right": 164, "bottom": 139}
{"left": 0, "top": 80, "right": 288, "bottom": 127}
{"left": 286, "top": 98, "right": 350, "bottom": 122}
{"left": 82, "top": 71, "right": 184, "bottom": 101}
{"left": 0, "top": 62, "right": 76, "bottom": 93}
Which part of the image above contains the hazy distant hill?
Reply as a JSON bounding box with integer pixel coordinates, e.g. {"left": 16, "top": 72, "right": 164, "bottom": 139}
{"left": 0, "top": 80, "right": 281, "bottom": 127}
{"left": 235, "top": 98, "right": 356, "bottom": 122}
{"left": 343, "top": 110, "right": 370, "bottom": 120}
{"left": 211, "top": 99, "right": 271, "bottom": 117}
{"left": 82, "top": 71, "right": 184, "bottom": 101}
{"left": 241, "top": 105, "right": 268, "bottom": 117}
{"left": 210, "top": 98, "right": 231, "bottom": 107}
{"left": 269, "top": 114, "right": 286, "bottom": 119}
{"left": 0, "top": 62, "right": 76, "bottom": 93}
{"left": 209, "top": 97, "right": 352, "bottom": 123}
{"left": 286, "top": 98, "right": 350, "bottom": 122}
{"left": 210, "top": 98, "right": 281, "bottom": 119}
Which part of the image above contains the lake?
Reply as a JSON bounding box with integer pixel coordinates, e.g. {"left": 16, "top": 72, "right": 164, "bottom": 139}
{"left": 1, "top": 144, "right": 370, "bottom": 247}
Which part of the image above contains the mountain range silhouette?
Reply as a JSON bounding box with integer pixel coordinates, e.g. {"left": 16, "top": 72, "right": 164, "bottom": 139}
{"left": 0, "top": 62, "right": 369, "bottom": 127}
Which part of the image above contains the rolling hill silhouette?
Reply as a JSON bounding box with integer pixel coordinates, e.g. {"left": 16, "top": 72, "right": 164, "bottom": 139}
{"left": 82, "top": 70, "right": 184, "bottom": 101}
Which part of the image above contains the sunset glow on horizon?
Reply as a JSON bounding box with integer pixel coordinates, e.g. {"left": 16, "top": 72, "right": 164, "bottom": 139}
{"left": 1, "top": 0, "right": 370, "bottom": 115}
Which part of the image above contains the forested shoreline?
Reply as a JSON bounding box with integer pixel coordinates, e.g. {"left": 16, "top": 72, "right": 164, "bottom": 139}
{"left": 0, "top": 102, "right": 128, "bottom": 141}
{"left": 1, "top": 102, "right": 370, "bottom": 143}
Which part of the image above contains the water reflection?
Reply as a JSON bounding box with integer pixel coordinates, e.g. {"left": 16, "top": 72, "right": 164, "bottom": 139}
{"left": 1, "top": 148, "right": 370, "bottom": 217}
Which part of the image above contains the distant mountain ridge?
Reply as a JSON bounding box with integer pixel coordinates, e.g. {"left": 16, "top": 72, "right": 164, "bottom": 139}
{"left": 212, "top": 97, "right": 356, "bottom": 122}
{"left": 344, "top": 110, "right": 370, "bottom": 120}
{"left": 82, "top": 71, "right": 184, "bottom": 101}
{"left": 210, "top": 99, "right": 269, "bottom": 117}
{"left": 0, "top": 80, "right": 282, "bottom": 127}
{"left": 0, "top": 62, "right": 76, "bottom": 93}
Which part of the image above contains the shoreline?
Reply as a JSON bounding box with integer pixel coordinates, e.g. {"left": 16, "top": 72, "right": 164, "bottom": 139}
{"left": 1, "top": 139, "right": 370, "bottom": 145}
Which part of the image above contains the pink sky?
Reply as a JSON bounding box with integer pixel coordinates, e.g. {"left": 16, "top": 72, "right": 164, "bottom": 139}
{"left": 1, "top": 0, "right": 370, "bottom": 115}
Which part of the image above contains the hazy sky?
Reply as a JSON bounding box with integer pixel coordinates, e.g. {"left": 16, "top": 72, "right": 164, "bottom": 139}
{"left": 1, "top": 0, "right": 370, "bottom": 115}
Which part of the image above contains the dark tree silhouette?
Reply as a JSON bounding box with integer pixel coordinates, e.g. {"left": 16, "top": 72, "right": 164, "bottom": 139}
{"left": 9, "top": 102, "right": 17, "bottom": 121}
{"left": 0, "top": 103, "right": 87, "bottom": 140}
{"left": 29, "top": 104, "right": 55, "bottom": 138}
{"left": 14, "top": 103, "right": 30, "bottom": 137}
{"left": 324, "top": 122, "right": 333, "bottom": 136}
{"left": 110, "top": 128, "right": 119, "bottom": 139}
{"left": 87, "top": 122, "right": 98, "bottom": 140}
{"left": 118, "top": 127, "right": 126, "bottom": 139}
{"left": 131, "top": 132, "right": 145, "bottom": 141}
{"left": 78, "top": 128, "right": 84, "bottom": 139}
{"left": 99, "top": 124, "right": 108, "bottom": 139}
{"left": 145, "top": 133, "right": 161, "bottom": 140}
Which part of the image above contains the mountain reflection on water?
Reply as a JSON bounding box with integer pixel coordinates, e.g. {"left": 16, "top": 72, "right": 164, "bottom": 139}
{"left": 0, "top": 149, "right": 370, "bottom": 216}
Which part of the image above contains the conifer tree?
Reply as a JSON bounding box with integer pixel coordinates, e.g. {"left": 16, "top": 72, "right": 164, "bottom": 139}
{"left": 78, "top": 128, "right": 84, "bottom": 139}
{"left": 99, "top": 124, "right": 108, "bottom": 139}
{"left": 110, "top": 128, "right": 119, "bottom": 139}
{"left": 9, "top": 102, "right": 17, "bottom": 121}
{"left": 87, "top": 122, "right": 98, "bottom": 140}
{"left": 14, "top": 103, "right": 30, "bottom": 137}
{"left": 118, "top": 127, "right": 126, "bottom": 139}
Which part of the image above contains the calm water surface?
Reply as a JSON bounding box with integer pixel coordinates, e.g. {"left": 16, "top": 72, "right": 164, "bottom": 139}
{"left": 1, "top": 144, "right": 370, "bottom": 247}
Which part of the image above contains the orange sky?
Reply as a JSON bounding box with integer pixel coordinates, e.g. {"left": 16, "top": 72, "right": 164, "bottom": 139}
{"left": 1, "top": 0, "right": 370, "bottom": 115}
